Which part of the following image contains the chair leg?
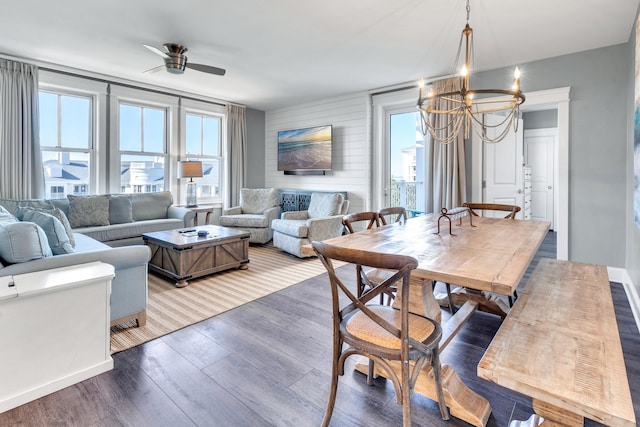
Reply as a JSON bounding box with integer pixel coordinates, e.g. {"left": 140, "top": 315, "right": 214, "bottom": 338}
{"left": 431, "top": 346, "right": 450, "bottom": 421}
{"left": 401, "top": 357, "right": 412, "bottom": 427}
{"left": 367, "top": 359, "right": 375, "bottom": 385}
{"left": 322, "top": 351, "right": 341, "bottom": 427}
{"left": 445, "top": 283, "right": 455, "bottom": 315}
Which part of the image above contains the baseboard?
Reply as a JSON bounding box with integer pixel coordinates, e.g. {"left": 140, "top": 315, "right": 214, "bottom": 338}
{"left": 607, "top": 266, "right": 640, "bottom": 333}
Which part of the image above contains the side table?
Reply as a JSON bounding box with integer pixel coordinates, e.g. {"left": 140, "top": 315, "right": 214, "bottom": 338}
{"left": 184, "top": 205, "right": 216, "bottom": 226}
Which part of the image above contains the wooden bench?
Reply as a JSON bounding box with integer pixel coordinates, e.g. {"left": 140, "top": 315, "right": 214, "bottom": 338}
{"left": 478, "top": 258, "right": 635, "bottom": 426}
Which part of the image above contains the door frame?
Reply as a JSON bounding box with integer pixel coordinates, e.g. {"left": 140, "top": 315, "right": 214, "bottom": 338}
{"left": 471, "top": 87, "right": 570, "bottom": 260}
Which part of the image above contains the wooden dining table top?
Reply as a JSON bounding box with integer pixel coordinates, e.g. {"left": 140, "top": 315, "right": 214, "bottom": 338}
{"left": 321, "top": 213, "right": 551, "bottom": 296}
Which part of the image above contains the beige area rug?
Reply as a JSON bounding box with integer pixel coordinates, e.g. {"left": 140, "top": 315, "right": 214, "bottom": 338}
{"left": 110, "top": 243, "right": 330, "bottom": 353}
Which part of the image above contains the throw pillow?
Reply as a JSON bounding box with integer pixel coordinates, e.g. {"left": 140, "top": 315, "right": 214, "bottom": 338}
{"left": 307, "top": 193, "right": 344, "bottom": 218}
{"left": 0, "top": 205, "right": 18, "bottom": 223}
{"left": 0, "top": 222, "right": 53, "bottom": 264}
{"left": 21, "top": 210, "right": 74, "bottom": 255}
{"left": 67, "top": 195, "right": 110, "bottom": 228}
{"left": 16, "top": 205, "right": 76, "bottom": 248}
{"left": 109, "top": 195, "right": 134, "bottom": 224}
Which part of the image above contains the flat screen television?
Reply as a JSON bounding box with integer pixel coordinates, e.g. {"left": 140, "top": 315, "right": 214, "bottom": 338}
{"left": 277, "top": 124, "right": 332, "bottom": 172}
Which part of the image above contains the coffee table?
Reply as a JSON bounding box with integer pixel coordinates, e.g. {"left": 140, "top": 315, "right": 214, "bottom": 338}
{"left": 143, "top": 225, "right": 250, "bottom": 287}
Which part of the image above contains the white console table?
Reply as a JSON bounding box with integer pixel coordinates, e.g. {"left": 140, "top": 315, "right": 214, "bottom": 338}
{"left": 0, "top": 262, "right": 114, "bottom": 413}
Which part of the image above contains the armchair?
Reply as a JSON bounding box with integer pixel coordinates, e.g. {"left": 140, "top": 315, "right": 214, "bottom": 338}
{"left": 271, "top": 192, "right": 349, "bottom": 258}
{"left": 219, "top": 188, "right": 281, "bottom": 244}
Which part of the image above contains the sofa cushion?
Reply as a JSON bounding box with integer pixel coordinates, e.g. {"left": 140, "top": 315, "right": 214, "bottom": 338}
{"left": 307, "top": 193, "right": 344, "bottom": 218}
{"left": 76, "top": 218, "right": 184, "bottom": 243}
{"left": 240, "top": 188, "right": 278, "bottom": 214}
{"left": 16, "top": 205, "right": 76, "bottom": 248}
{"left": 109, "top": 195, "right": 134, "bottom": 224}
{"left": 21, "top": 210, "right": 75, "bottom": 255}
{"left": 67, "top": 195, "right": 110, "bottom": 228}
{"left": 271, "top": 219, "right": 309, "bottom": 238}
{"left": 0, "top": 205, "right": 18, "bottom": 223}
{"left": 220, "top": 214, "right": 271, "bottom": 228}
{"left": 131, "top": 191, "right": 173, "bottom": 221}
{"left": 0, "top": 222, "right": 53, "bottom": 263}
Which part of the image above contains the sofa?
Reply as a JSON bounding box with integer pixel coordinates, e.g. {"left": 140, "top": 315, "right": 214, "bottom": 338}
{"left": 0, "top": 191, "right": 195, "bottom": 247}
{"left": 0, "top": 191, "right": 192, "bottom": 328}
{"left": 271, "top": 192, "right": 350, "bottom": 258}
{"left": 219, "top": 188, "right": 281, "bottom": 244}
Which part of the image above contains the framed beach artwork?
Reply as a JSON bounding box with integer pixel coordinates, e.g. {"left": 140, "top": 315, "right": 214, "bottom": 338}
{"left": 635, "top": 13, "right": 640, "bottom": 227}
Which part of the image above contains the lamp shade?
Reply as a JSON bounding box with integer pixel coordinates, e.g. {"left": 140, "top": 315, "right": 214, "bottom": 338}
{"left": 178, "top": 161, "right": 203, "bottom": 179}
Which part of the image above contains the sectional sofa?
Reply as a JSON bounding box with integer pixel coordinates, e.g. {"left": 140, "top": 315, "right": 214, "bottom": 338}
{"left": 0, "top": 191, "right": 194, "bottom": 327}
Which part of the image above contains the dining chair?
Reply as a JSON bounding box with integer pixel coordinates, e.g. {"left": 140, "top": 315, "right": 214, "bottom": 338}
{"left": 439, "top": 203, "right": 521, "bottom": 312}
{"left": 312, "top": 241, "right": 449, "bottom": 427}
{"left": 342, "top": 211, "right": 380, "bottom": 233}
{"left": 342, "top": 211, "right": 396, "bottom": 305}
{"left": 378, "top": 206, "right": 408, "bottom": 225}
{"left": 462, "top": 202, "right": 521, "bottom": 219}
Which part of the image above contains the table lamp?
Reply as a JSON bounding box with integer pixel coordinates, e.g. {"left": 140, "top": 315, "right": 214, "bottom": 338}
{"left": 178, "top": 161, "right": 203, "bottom": 207}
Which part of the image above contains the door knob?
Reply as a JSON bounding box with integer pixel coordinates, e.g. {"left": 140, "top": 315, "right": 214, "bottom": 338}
{"left": 517, "top": 189, "right": 523, "bottom": 194}
{"left": 548, "top": 186, "right": 552, "bottom": 189}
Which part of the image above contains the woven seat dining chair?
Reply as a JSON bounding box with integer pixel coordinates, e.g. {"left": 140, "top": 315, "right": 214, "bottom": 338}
{"left": 312, "top": 241, "right": 449, "bottom": 427}
{"left": 378, "top": 206, "right": 408, "bottom": 225}
{"left": 342, "top": 211, "right": 395, "bottom": 305}
{"left": 342, "top": 211, "right": 380, "bottom": 233}
{"left": 462, "top": 202, "right": 521, "bottom": 219}
{"left": 439, "top": 202, "right": 521, "bottom": 313}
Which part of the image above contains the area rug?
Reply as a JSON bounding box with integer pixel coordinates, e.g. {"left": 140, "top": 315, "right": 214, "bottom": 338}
{"left": 110, "top": 243, "right": 330, "bottom": 353}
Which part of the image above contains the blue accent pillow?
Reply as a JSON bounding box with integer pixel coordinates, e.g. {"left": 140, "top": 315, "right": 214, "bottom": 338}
{"left": 21, "top": 210, "right": 74, "bottom": 255}
{"left": 16, "top": 205, "right": 75, "bottom": 248}
{"left": 0, "top": 222, "right": 53, "bottom": 264}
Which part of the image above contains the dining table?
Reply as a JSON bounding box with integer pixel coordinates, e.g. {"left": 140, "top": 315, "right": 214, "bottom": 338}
{"left": 319, "top": 212, "right": 550, "bottom": 427}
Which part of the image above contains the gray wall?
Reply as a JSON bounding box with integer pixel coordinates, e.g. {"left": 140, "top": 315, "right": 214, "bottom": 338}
{"left": 627, "top": 13, "right": 640, "bottom": 290}
{"left": 245, "top": 107, "right": 266, "bottom": 188}
{"left": 522, "top": 109, "right": 558, "bottom": 130}
{"left": 472, "top": 44, "right": 630, "bottom": 267}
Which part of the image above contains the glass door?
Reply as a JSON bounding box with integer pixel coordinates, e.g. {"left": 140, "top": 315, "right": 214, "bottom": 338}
{"left": 387, "top": 109, "right": 425, "bottom": 216}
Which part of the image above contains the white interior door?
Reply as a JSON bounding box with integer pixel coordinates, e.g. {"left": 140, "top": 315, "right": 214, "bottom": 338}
{"left": 524, "top": 128, "right": 556, "bottom": 228}
{"left": 482, "top": 114, "right": 524, "bottom": 218}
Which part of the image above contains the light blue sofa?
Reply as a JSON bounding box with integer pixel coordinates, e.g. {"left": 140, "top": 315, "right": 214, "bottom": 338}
{"left": 0, "top": 191, "right": 193, "bottom": 327}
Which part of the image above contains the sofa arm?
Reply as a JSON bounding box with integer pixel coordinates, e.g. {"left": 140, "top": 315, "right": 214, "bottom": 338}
{"left": 222, "top": 206, "right": 242, "bottom": 215}
{"left": 0, "top": 245, "right": 151, "bottom": 277}
{"left": 281, "top": 210, "right": 309, "bottom": 220}
{"left": 307, "top": 215, "right": 345, "bottom": 242}
{"left": 168, "top": 206, "right": 195, "bottom": 227}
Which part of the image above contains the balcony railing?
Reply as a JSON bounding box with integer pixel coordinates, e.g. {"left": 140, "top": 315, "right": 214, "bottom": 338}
{"left": 390, "top": 180, "right": 423, "bottom": 216}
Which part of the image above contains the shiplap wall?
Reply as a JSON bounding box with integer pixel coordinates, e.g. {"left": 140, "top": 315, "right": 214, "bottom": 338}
{"left": 265, "top": 92, "right": 371, "bottom": 214}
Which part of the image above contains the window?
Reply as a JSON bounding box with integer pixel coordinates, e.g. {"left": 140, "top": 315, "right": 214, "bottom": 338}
{"left": 184, "top": 112, "right": 222, "bottom": 201}
{"left": 118, "top": 103, "right": 167, "bottom": 194}
{"left": 39, "top": 90, "right": 93, "bottom": 199}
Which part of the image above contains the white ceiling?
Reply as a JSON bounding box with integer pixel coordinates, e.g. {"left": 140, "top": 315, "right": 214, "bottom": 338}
{"left": 2, "top": 0, "right": 638, "bottom": 111}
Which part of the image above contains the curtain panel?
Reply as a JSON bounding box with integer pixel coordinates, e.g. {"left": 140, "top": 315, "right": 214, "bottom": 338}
{"left": 0, "top": 59, "right": 43, "bottom": 199}
{"left": 226, "top": 104, "right": 247, "bottom": 208}
{"left": 425, "top": 78, "right": 466, "bottom": 212}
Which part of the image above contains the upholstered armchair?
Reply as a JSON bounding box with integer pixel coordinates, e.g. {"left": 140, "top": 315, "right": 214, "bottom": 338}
{"left": 271, "top": 192, "right": 350, "bottom": 258}
{"left": 219, "top": 188, "right": 281, "bottom": 244}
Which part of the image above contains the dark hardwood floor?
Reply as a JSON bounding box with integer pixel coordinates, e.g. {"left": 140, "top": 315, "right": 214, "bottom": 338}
{"left": 2, "top": 231, "right": 639, "bottom": 426}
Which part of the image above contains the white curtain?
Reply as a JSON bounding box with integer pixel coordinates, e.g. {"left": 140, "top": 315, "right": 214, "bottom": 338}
{"left": 226, "top": 104, "right": 247, "bottom": 207}
{"left": 0, "top": 59, "right": 43, "bottom": 199}
{"left": 425, "top": 77, "right": 466, "bottom": 212}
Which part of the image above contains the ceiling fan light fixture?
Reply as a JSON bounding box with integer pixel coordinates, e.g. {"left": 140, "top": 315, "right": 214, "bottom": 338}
{"left": 417, "top": 0, "right": 525, "bottom": 145}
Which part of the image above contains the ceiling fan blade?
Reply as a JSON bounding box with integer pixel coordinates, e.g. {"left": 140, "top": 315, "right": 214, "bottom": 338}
{"left": 142, "top": 64, "right": 166, "bottom": 74}
{"left": 143, "top": 44, "right": 170, "bottom": 59}
{"left": 186, "top": 62, "right": 226, "bottom": 76}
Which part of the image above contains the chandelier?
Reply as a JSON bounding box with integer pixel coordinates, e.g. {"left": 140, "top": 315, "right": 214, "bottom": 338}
{"left": 417, "top": 0, "right": 525, "bottom": 145}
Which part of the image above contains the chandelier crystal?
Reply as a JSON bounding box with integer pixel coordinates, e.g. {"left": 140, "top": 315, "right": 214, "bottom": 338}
{"left": 417, "top": 0, "right": 525, "bottom": 144}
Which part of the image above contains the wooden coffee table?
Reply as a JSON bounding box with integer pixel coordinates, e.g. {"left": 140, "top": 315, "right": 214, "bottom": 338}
{"left": 143, "top": 225, "right": 250, "bottom": 287}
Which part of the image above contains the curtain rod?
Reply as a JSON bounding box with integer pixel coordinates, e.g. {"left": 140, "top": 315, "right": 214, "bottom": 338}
{"left": 39, "top": 66, "right": 227, "bottom": 108}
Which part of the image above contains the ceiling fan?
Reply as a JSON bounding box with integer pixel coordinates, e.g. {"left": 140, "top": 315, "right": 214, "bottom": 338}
{"left": 143, "top": 43, "right": 226, "bottom": 76}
